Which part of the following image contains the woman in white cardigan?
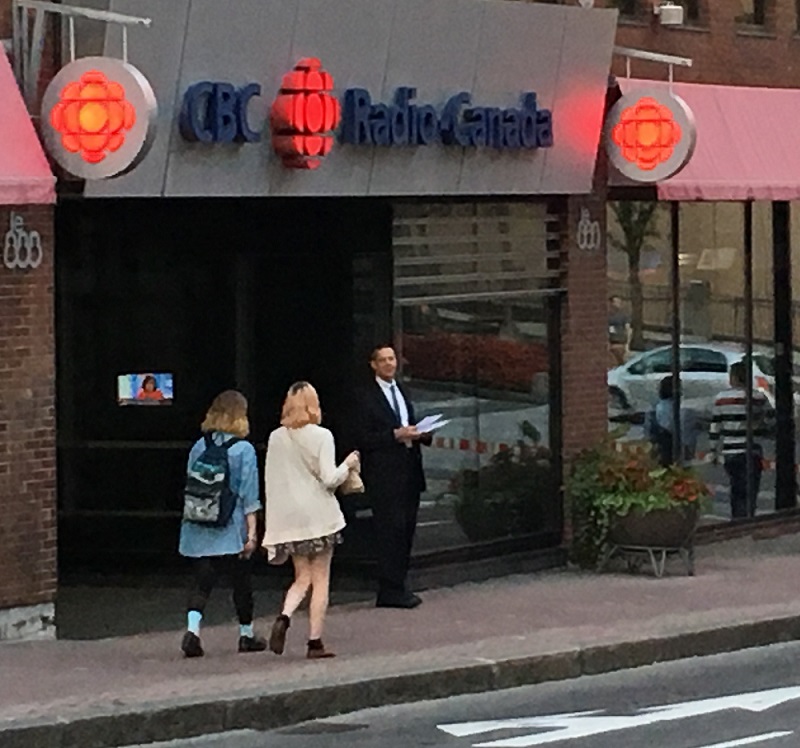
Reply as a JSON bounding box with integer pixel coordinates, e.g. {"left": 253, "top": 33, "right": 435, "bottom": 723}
{"left": 263, "top": 381, "right": 359, "bottom": 659}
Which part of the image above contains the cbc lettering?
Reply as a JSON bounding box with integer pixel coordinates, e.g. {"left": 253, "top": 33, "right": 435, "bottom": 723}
{"left": 3, "top": 213, "right": 43, "bottom": 271}
{"left": 178, "top": 79, "right": 554, "bottom": 152}
{"left": 179, "top": 81, "right": 262, "bottom": 143}
{"left": 341, "top": 87, "right": 553, "bottom": 150}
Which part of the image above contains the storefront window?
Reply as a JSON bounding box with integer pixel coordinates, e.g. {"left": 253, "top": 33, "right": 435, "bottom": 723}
{"left": 392, "top": 201, "right": 562, "bottom": 551}
{"left": 398, "top": 298, "right": 559, "bottom": 549}
{"left": 608, "top": 201, "right": 783, "bottom": 524}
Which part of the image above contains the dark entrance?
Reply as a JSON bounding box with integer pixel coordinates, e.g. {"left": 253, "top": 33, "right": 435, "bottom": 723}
{"left": 55, "top": 197, "right": 393, "bottom": 571}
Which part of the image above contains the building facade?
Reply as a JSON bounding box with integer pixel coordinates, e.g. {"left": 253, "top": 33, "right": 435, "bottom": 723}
{"left": 0, "top": 0, "right": 622, "bottom": 639}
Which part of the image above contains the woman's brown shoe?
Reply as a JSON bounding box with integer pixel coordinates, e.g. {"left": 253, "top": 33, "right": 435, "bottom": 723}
{"left": 269, "top": 615, "right": 290, "bottom": 655}
{"left": 306, "top": 639, "right": 336, "bottom": 659}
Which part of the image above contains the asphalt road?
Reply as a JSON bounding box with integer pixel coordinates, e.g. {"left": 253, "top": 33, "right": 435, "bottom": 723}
{"left": 122, "top": 642, "right": 800, "bottom": 748}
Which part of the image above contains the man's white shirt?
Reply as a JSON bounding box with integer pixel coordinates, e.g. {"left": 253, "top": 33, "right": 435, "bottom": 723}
{"left": 376, "top": 377, "right": 409, "bottom": 426}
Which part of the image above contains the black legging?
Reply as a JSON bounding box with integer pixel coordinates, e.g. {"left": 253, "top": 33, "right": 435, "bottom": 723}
{"left": 187, "top": 555, "right": 254, "bottom": 625}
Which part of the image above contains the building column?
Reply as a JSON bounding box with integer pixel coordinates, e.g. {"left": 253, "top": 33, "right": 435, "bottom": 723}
{"left": 559, "top": 192, "right": 608, "bottom": 545}
{"left": 0, "top": 205, "right": 57, "bottom": 641}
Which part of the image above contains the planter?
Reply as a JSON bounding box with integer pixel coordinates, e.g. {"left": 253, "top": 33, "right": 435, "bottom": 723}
{"left": 601, "top": 504, "right": 698, "bottom": 578}
{"left": 608, "top": 505, "right": 698, "bottom": 549}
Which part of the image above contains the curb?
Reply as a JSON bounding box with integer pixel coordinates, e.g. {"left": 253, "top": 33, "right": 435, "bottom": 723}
{"left": 5, "top": 614, "right": 800, "bottom": 748}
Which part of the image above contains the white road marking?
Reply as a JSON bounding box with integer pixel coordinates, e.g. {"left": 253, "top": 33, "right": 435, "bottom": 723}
{"left": 694, "top": 733, "right": 793, "bottom": 748}
{"left": 437, "top": 686, "right": 800, "bottom": 747}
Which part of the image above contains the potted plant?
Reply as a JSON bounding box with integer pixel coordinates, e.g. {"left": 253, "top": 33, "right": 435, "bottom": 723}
{"left": 568, "top": 439, "right": 711, "bottom": 570}
{"left": 450, "top": 421, "right": 560, "bottom": 542}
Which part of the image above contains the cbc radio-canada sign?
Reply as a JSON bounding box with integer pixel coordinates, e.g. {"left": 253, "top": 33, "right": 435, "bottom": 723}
{"left": 3, "top": 213, "right": 43, "bottom": 271}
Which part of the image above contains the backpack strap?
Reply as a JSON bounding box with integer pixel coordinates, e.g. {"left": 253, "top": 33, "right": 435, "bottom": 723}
{"left": 203, "top": 432, "right": 241, "bottom": 450}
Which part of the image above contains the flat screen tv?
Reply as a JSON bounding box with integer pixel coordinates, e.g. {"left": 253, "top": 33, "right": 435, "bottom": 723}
{"left": 117, "top": 373, "right": 174, "bottom": 405}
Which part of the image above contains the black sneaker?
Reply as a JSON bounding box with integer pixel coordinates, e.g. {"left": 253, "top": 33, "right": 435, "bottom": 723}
{"left": 181, "top": 631, "right": 204, "bottom": 658}
{"left": 238, "top": 634, "right": 268, "bottom": 653}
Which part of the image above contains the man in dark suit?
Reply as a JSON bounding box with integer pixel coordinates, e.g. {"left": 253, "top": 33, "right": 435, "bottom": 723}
{"left": 355, "top": 345, "right": 430, "bottom": 608}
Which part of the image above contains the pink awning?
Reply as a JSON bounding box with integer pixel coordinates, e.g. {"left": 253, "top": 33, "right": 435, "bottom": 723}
{"left": 0, "top": 46, "right": 55, "bottom": 205}
{"left": 613, "top": 77, "right": 800, "bottom": 202}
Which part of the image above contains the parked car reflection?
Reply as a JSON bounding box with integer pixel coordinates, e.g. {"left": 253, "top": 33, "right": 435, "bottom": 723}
{"left": 608, "top": 343, "right": 783, "bottom": 421}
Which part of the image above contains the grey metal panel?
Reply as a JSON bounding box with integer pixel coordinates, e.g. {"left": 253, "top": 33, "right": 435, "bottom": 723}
{"left": 84, "top": 0, "right": 189, "bottom": 198}
{"left": 457, "top": 2, "right": 566, "bottom": 196}
{"left": 266, "top": 0, "right": 396, "bottom": 196}
{"left": 164, "top": 0, "right": 298, "bottom": 197}
{"left": 82, "top": 0, "right": 616, "bottom": 199}
{"left": 365, "top": 0, "right": 484, "bottom": 196}
{"left": 538, "top": 7, "right": 618, "bottom": 194}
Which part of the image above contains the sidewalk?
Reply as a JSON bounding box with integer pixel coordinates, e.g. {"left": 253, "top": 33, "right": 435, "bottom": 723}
{"left": 6, "top": 534, "right": 800, "bottom": 748}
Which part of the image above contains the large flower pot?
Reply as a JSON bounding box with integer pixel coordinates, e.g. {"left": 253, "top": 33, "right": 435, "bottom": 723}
{"left": 607, "top": 505, "right": 698, "bottom": 549}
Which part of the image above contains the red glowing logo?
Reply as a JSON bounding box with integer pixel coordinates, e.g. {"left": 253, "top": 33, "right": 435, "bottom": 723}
{"left": 611, "top": 96, "right": 682, "bottom": 172}
{"left": 270, "top": 58, "right": 341, "bottom": 170}
{"left": 49, "top": 70, "right": 136, "bottom": 164}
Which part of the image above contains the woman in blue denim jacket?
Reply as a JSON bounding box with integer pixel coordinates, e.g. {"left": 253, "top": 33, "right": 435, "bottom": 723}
{"left": 178, "top": 390, "right": 265, "bottom": 658}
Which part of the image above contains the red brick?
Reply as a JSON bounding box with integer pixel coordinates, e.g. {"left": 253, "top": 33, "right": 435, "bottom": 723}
{"left": 0, "top": 206, "right": 56, "bottom": 611}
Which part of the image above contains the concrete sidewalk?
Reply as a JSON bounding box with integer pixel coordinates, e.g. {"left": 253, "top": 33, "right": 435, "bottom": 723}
{"left": 6, "top": 534, "right": 800, "bottom": 748}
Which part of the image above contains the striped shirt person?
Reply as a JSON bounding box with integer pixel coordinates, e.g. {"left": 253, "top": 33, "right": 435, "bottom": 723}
{"left": 709, "top": 361, "right": 774, "bottom": 519}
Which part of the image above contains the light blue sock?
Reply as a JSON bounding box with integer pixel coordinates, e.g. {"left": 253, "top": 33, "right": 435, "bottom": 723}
{"left": 240, "top": 623, "right": 254, "bottom": 638}
{"left": 187, "top": 610, "right": 202, "bottom": 636}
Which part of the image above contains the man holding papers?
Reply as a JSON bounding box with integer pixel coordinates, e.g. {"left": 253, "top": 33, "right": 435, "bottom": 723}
{"left": 355, "top": 345, "right": 433, "bottom": 609}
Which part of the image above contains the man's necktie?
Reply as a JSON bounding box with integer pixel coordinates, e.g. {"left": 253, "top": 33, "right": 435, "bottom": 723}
{"left": 389, "top": 384, "right": 402, "bottom": 425}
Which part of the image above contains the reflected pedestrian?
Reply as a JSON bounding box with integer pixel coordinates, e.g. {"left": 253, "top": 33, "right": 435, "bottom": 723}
{"left": 710, "top": 361, "right": 772, "bottom": 519}
{"left": 644, "top": 376, "right": 698, "bottom": 466}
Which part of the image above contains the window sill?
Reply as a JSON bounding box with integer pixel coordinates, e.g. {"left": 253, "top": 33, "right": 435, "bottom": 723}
{"left": 664, "top": 23, "right": 709, "bottom": 33}
{"left": 736, "top": 25, "right": 776, "bottom": 39}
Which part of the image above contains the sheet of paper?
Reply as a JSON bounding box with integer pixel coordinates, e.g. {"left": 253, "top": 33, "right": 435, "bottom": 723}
{"left": 416, "top": 414, "right": 449, "bottom": 433}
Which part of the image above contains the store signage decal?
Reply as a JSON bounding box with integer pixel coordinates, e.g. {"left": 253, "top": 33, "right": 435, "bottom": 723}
{"left": 341, "top": 87, "right": 552, "bottom": 150}
{"left": 178, "top": 57, "right": 554, "bottom": 168}
{"left": 3, "top": 213, "right": 43, "bottom": 271}
{"left": 576, "top": 208, "right": 601, "bottom": 253}
{"left": 41, "top": 56, "right": 158, "bottom": 180}
{"left": 179, "top": 82, "right": 262, "bottom": 143}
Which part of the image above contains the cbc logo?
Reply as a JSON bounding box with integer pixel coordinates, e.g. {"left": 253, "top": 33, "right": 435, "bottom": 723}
{"left": 577, "top": 208, "right": 602, "bottom": 253}
{"left": 3, "top": 213, "right": 43, "bottom": 271}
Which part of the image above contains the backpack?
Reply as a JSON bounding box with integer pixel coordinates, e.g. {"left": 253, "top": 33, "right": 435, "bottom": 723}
{"left": 182, "top": 433, "right": 241, "bottom": 527}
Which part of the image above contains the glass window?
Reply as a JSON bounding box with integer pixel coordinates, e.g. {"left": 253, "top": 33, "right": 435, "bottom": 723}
{"left": 682, "top": 0, "right": 701, "bottom": 22}
{"left": 629, "top": 348, "right": 672, "bottom": 375}
{"left": 609, "top": 0, "right": 639, "bottom": 17}
{"left": 736, "top": 0, "right": 766, "bottom": 25}
{"left": 683, "top": 348, "right": 728, "bottom": 373}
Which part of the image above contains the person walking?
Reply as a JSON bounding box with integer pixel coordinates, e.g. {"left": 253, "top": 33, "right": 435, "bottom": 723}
{"left": 710, "top": 361, "right": 773, "bottom": 519}
{"left": 263, "top": 381, "right": 360, "bottom": 659}
{"left": 355, "top": 345, "right": 430, "bottom": 609}
{"left": 178, "top": 390, "right": 265, "bottom": 658}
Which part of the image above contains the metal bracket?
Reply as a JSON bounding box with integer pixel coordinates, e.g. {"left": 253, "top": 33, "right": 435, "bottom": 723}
{"left": 11, "top": 0, "right": 151, "bottom": 110}
{"left": 613, "top": 45, "right": 692, "bottom": 93}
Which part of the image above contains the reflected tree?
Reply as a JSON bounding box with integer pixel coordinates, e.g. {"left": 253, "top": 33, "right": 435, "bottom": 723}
{"left": 609, "top": 201, "right": 660, "bottom": 351}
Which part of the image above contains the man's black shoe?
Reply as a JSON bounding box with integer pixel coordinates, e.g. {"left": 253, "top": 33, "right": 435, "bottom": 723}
{"left": 181, "top": 631, "right": 204, "bottom": 658}
{"left": 238, "top": 635, "right": 268, "bottom": 653}
{"left": 376, "top": 592, "right": 422, "bottom": 609}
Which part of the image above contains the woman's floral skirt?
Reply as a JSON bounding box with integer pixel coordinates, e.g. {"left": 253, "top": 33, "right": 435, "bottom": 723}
{"left": 264, "top": 532, "right": 343, "bottom": 565}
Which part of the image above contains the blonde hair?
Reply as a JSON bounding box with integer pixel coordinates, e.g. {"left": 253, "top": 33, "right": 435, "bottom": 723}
{"left": 201, "top": 390, "right": 250, "bottom": 438}
{"left": 281, "top": 381, "right": 322, "bottom": 429}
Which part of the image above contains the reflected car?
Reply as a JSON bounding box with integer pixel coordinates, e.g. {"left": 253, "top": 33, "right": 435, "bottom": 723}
{"left": 607, "top": 343, "right": 780, "bottom": 420}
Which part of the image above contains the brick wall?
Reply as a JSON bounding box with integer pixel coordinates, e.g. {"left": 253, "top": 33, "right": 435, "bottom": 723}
{"left": 596, "top": 0, "right": 800, "bottom": 88}
{"left": 0, "top": 206, "right": 57, "bottom": 613}
{"left": 560, "top": 194, "right": 609, "bottom": 458}
{"left": 0, "top": 0, "right": 10, "bottom": 39}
